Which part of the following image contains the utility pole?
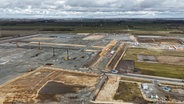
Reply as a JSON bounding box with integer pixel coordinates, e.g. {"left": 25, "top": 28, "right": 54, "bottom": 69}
{"left": 66, "top": 48, "right": 69, "bottom": 60}
{"left": 64, "top": 48, "right": 69, "bottom": 60}
{"left": 38, "top": 41, "right": 41, "bottom": 50}
{"left": 53, "top": 48, "right": 55, "bottom": 57}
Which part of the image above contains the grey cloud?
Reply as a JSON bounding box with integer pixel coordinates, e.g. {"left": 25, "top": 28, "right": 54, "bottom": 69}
{"left": 0, "top": 0, "right": 184, "bottom": 18}
{"left": 140, "top": 0, "right": 163, "bottom": 9}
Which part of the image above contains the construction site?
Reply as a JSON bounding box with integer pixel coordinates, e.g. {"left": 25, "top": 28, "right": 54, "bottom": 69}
{"left": 0, "top": 33, "right": 184, "bottom": 104}
{"left": 0, "top": 67, "right": 100, "bottom": 103}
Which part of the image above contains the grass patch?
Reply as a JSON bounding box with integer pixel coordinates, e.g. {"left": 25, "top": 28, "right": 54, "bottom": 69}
{"left": 114, "top": 82, "right": 148, "bottom": 104}
{"left": 136, "top": 62, "right": 184, "bottom": 79}
{"left": 124, "top": 48, "right": 184, "bottom": 79}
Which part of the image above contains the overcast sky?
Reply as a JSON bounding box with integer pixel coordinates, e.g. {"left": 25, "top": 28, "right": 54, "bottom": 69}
{"left": 0, "top": 0, "right": 184, "bottom": 18}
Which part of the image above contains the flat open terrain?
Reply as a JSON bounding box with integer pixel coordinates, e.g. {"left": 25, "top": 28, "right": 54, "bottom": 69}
{"left": 0, "top": 19, "right": 184, "bottom": 104}
{"left": 95, "top": 76, "right": 120, "bottom": 102}
{"left": 83, "top": 34, "right": 105, "bottom": 40}
{"left": 124, "top": 48, "right": 184, "bottom": 79}
{"left": 1, "top": 19, "right": 184, "bottom": 39}
{"left": 137, "top": 37, "right": 183, "bottom": 45}
{"left": 136, "top": 62, "right": 184, "bottom": 79}
{"left": 114, "top": 82, "right": 148, "bottom": 104}
{"left": 124, "top": 48, "right": 184, "bottom": 60}
{"left": 157, "top": 56, "right": 184, "bottom": 65}
{"left": 0, "top": 67, "right": 99, "bottom": 103}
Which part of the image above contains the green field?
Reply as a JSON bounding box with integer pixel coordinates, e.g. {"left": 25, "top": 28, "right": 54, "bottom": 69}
{"left": 0, "top": 19, "right": 184, "bottom": 38}
{"left": 124, "top": 48, "right": 184, "bottom": 79}
{"left": 136, "top": 62, "right": 184, "bottom": 79}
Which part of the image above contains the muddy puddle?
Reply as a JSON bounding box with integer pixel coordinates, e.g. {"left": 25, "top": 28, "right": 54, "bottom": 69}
{"left": 37, "top": 81, "right": 86, "bottom": 101}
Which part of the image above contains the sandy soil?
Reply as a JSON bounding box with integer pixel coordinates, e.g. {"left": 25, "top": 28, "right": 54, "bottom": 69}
{"left": 157, "top": 56, "right": 184, "bottom": 65}
{"left": 83, "top": 35, "right": 104, "bottom": 40}
{"left": 0, "top": 67, "right": 99, "bottom": 103}
{"left": 95, "top": 76, "right": 120, "bottom": 101}
{"left": 29, "top": 37, "right": 54, "bottom": 40}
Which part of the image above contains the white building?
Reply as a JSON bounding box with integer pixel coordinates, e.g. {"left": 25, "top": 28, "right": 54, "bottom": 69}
{"left": 142, "top": 83, "right": 149, "bottom": 90}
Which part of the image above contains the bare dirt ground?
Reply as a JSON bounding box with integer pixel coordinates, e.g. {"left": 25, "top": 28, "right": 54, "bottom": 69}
{"left": 83, "top": 35, "right": 105, "bottom": 40}
{"left": 95, "top": 76, "right": 120, "bottom": 101}
{"left": 76, "top": 33, "right": 90, "bottom": 36}
{"left": 114, "top": 81, "right": 148, "bottom": 104}
{"left": 0, "top": 30, "right": 62, "bottom": 38}
{"left": 137, "top": 37, "right": 183, "bottom": 45}
{"left": 157, "top": 56, "right": 184, "bottom": 65}
{"left": 0, "top": 67, "right": 99, "bottom": 103}
{"left": 29, "top": 37, "right": 54, "bottom": 41}
{"left": 30, "top": 42, "right": 87, "bottom": 47}
{"left": 137, "top": 55, "right": 157, "bottom": 63}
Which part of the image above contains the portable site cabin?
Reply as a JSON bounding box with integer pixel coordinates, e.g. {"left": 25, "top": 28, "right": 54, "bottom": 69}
{"left": 142, "top": 83, "right": 149, "bottom": 90}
